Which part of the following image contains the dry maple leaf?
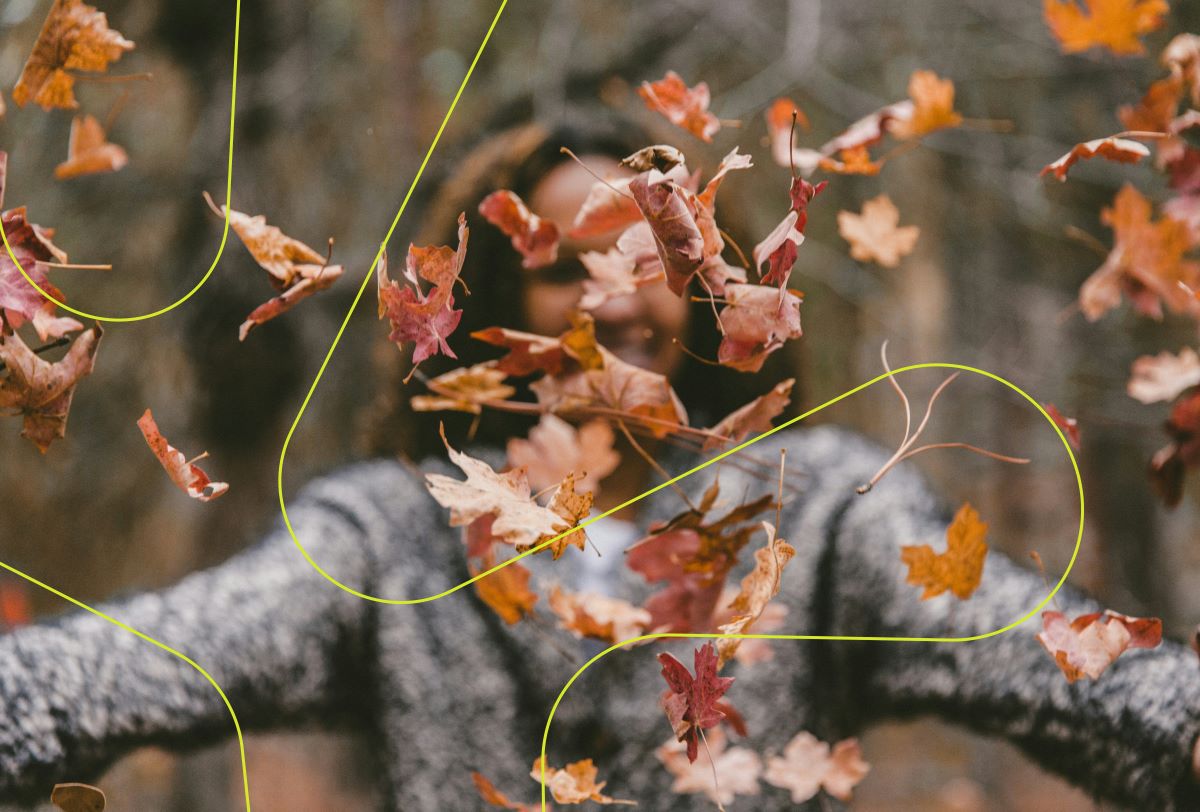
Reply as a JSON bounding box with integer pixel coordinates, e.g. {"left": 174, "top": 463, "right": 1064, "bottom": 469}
{"left": 479, "top": 190, "right": 560, "bottom": 270}
{"left": 837, "top": 194, "right": 920, "bottom": 268}
{"left": 0, "top": 322, "right": 101, "bottom": 453}
{"left": 377, "top": 214, "right": 469, "bottom": 364}
{"left": 1036, "top": 609, "right": 1162, "bottom": 682}
{"left": 425, "top": 425, "right": 576, "bottom": 551}
{"left": 628, "top": 169, "right": 705, "bottom": 296}
{"left": 473, "top": 771, "right": 543, "bottom": 812}
{"left": 1128, "top": 347, "right": 1200, "bottom": 404}
{"left": 1041, "top": 136, "right": 1151, "bottom": 181}
{"left": 517, "top": 471, "right": 594, "bottom": 559}
{"left": 621, "top": 145, "right": 688, "bottom": 174}
{"left": 887, "top": 70, "right": 964, "bottom": 140}
{"left": 716, "top": 522, "right": 796, "bottom": 668}
{"left": 1044, "top": 403, "right": 1082, "bottom": 450}
{"left": 578, "top": 247, "right": 662, "bottom": 312}
{"left": 411, "top": 362, "right": 514, "bottom": 415}
{"left": 715, "top": 284, "right": 803, "bottom": 373}
{"left": 1120, "top": 74, "right": 1183, "bottom": 134}
{"left": 50, "top": 783, "right": 105, "bottom": 812}
{"left": 658, "top": 642, "right": 738, "bottom": 762}
{"left": 54, "top": 114, "right": 128, "bottom": 180}
{"left": 506, "top": 415, "right": 619, "bottom": 494}
{"left": 12, "top": 0, "right": 134, "bottom": 111}
{"left": 547, "top": 585, "right": 651, "bottom": 646}
{"left": 471, "top": 325, "right": 566, "bottom": 376}
{"left": 1078, "top": 184, "right": 1200, "bottom": 321}
{"left": 204, "top": 194, "right": 346, "bottom": 340}
{"left": 137, "top": 408, "right": 228, "bottom": 501}
{"left": 656, "top": 728, "right": 762, "bottom": 806}
{"left": 900, "top": 502, "right": 988, "bottom": 601}
{"left": 0, "top": 153, "right": 83, "bottom": 342}
{"left": 638, "top": 70, "right": 720, "bottom": 142}
{"left": 1043, "top": 0, "right": 1168, "bottom": 56}
{"left": 1149, "top": 387, "right": 1200, "bottom": 507}
{"left": 818, "top": 145, "right": 884, "bottom": 176}
{"left": 703, "top": 379, "right": 794, "bottom": 451}
{"left": 530, "top": 758, "right": 635, "bottom": 806}
{"left": 754, "top": 179, "right": 827, "bottom": 288}
{"left": 568, "top": 163, "right": 690, "bottom": 240}
{"left": 471, "top": 556, "right": 538, "bottom": 625}
{"left": 763, "top": 732, "right": 870, "bottom": 803}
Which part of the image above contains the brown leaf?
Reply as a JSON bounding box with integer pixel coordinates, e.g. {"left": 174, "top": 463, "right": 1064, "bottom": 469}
{"left": 716, "top": 284, "right": 803, "bottom": 373}
{"left": 1037, "top": 609, "right": 1162, "bottom": 682}
{"left": 900, "top": 502, "right": 988, "bottom": 600}
{"left": 703, "top": 379, "right": 794, "bottom": 451}
{"left": 50, "top": 783, "right": 105, "bottom": 812}
{"left": 471, "top": 557, "right": 538, "bottom": 625}
{"left": 0, "top": 322, "right": 101, "bottom": 453}
{"left": 137, "top": 408, "right": 228, "bottom": 501}
{"left": 13, "top": 0, "right": 134, "bottom": 110}
{"left": 472, "top": 771, "right": 542, "bottom": 812}
{"left": 54, "top": 114, "right": 128, "bottom": 180}
{"left": 716, "top": 522, "right": 796, "bottom": 668}
{"left": 530, "top": 757, "right": 635, "bottom": 805}
{"left": 1041, "top": 136, "right": 1150, "bottom": 181}
{"left": 411, "top": 362, "right": 515, "bottom": 415}
{"left": 547, "top": 585, "right": 650, "bottom": 645}
{"left": 837, "top": 194, "right": 920, "bottom": 268}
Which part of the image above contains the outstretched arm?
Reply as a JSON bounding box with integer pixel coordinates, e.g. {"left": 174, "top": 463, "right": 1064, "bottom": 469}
{"left": 785, "top": 426, "right": 1200, "bottom": 810}
{"left": 0, "top": 458, "right": 419, "bottom": 806}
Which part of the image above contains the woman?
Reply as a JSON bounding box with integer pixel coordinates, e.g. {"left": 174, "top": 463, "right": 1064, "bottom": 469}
{"left": 1, "top": 104, "right": 1200, "bottom": 812}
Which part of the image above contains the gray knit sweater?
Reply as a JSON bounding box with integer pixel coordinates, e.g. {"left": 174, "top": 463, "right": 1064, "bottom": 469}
{"left": 1, "top": 425, "right": 1199, "bottom": 810}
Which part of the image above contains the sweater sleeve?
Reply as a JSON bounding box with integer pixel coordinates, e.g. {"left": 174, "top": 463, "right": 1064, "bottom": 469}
{"left": 0, "top": 458, "right": 424, "bottom": 806}
{"left": 782, "top": 425, "right": 1200, "bottom": 811}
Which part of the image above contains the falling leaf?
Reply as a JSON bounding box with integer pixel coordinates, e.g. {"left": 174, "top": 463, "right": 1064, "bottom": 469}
{"left": 621, "top": 145, "right": 687, "bottom": 174}
{"left": 900, "top": 502, "right": 988, "bottom": 600}
{"left": 754, "top": 179, "right": 827, "bottom": 287}
{"left": 479, "top": 190, "right": 560, "bottom": 270}
{"left": 12, "top": 0, "right": 134, "bottom": 111}
{"left": 0, "top": 322, "right": 101, "bottom": 453}
{"left": 716, "top": 284, "right": 804, "bottom": 373}
{"left": 472, "top": 557, "right": 538, "bottom": 625}
{"left": 547, "top": 585, "right": 651, "bottom": 645}
{"left": 425, "top": 425, "right": 580, "bottom": 551}
{"left": 697, "top": 255, "right": 747, "bottom": 297}
{"left": 377, "top": 214, "right": 469, "bottom": 365}
{"left": 569, "top": 177, "right": 642, "bottom": 239}
{"left": 577, "top": 248, "right": 662, "bottom": 312}
{"left": 1044, "top": 403, "right": 1082, "bottom": 450}
{"left": 887, "top": 70, "right": 964, "bottom": 140}
{"left": 1078, "top": 184, "right": 1200, "bottom": 321}
{"left": 656, "top": 728, "right": 762, "bottom": 806}
{"left": 472, "top": 772, "right": 542, "bottom": 812}
{"left": 1128, "top": 347, "right": 1200, "bottom": 403}
{"left": 136, "top": 408, "right": 228, "bottom": 501}
{"left": 1149, "top": 387, "right": 1200, "bottom": 506}
{"left": 519, "top": 471, "right": 593, "bottom": 559}
{"left": 1120, "top": 74, "right": 1183, "bottom": 134}
{"left": 0, "top": 153, "right": 83, "bottom": 342}
{"left": 1036, "top": 609, "right": 1162, "bottom": 682}
{"left": 1041, "top": 136, "right": 1151, "bottom": 181}
{"left": 411, "top": 362, "right": 515, "bottom": 415}
{"left": 54, "top": 114, "right": 128, "bottom": 180}
{"left": 529, "top": 758, "right": 635, "bottom": 806}
{"left": 837, "top": 194, "right": 920, "bottom": 268}
{"left": 506, "top": 415, "right": 620, "bottom": 494}
{"left": 50, "top": 783, "right": 105, "bottom": 812}
{"left": 0, "top": 579, "right": 30, "bottom": 629}
{"left": 765, "top": 97, "right": 811, "bottom": 169}
{"left": 818, "top": 145, "right": 885, "bottom": 176}
{"left": 703, "top": 379, "right": 794, "bottom": 451}
{"left": 638, "top": 71, "right": 720, "bottom": 142}
{"left": 628, "top": 169, "right": 705, "bottom": 296}
{"left": 472, "top": 325, "right": 567, "bottom": 376}
{"left": 205, "top": 194, "right": 346, "bottom": 340}
{"left": 658, "top": 642, "right": 737, "bottom": 762}
{"left": 716, "top": 522, "right": 796, "bottom": 668}
{"left": 1043, "top": 0, "right": 1168, "bottom": 56}
{"left": 763, "top": 733, "right": 870, "bottom": 803}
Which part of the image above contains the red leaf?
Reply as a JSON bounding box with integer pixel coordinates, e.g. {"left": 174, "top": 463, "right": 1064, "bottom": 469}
{"left": 638, "top": 71, "right": 721, "bottom": 142}
{"left": 628, "top": 170, "right": 705, "bottom": 296}
{"left": 716, "top": 285, "right": 803, "bottom": 372}
{"left": 658, "top": 642, "right": 736, "bottom": 762}
{"left": 478, "top": 190, "right": 560, "bottom": 270}
{"left": 137, "top": 408, "right": 228, "bottom": 501}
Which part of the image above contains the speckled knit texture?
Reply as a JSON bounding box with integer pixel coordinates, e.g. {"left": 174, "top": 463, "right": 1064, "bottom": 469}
{"left": 1, "top": 425, "right": 1200, "bottom": 810}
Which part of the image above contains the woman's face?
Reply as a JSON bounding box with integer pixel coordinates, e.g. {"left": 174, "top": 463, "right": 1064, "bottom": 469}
{"left": 523, "top": 155, "right": 690, "bottom": 378}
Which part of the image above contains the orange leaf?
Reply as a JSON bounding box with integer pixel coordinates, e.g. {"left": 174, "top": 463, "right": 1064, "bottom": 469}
{"left": 411, "top": 362, "right": 514, "bottom": 415}
{"left": 54, "top": 114, "right": 128, "bottom": 180}
{"left": 1043, "top": 0, "right": 1168, "bottom": 56}
{"left": 888, "top": 70, "right": 963, "bottom": 140}
{"left": 837, "top": 194, "right": 920, "bottom": 268}
{"left": 529, "top": 757, "right": 635, "bottom": 805}
{"left": 547, "top": 585, "right": 650, "bottom": 645}
{"left": 472, "top": 771, "right": 542, "bottom": 812}
{"left": 1040, "top": 136, "right": 1150, "bottom": 181}
{"left": 638, "top": 70, "right": 720, "bottom": 142}
{"left": 478, "top": 190, "right": 560, "bottom": 270}
{"left": 703, "top": 379, "right": 794, "bottom": 451}
{"left": 13, "top": 0, "right": 134, "bottom": 110}
{"left": 471, "top": 558, "right": 538, "bottom": 625}
{"left": 900, "top": 502, "right": 988, "bottom": 600}
{"left": 716, "top": 522, "right": 796, "bottom": 668}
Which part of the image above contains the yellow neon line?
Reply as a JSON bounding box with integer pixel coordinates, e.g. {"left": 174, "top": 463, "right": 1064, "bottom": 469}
{"left": 0, "top": 0, "right": 241, "bottom": 323}
{"left": 277, "top": 0, "right": 510, "bottom": 590}
{"left": 534, "top": 373, "right": 1084, "bottom": 809}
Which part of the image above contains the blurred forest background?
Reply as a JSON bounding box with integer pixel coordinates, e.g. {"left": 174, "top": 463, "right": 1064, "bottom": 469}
{"left": 2, "top": 0, "right": 1200, "bottom": 809}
